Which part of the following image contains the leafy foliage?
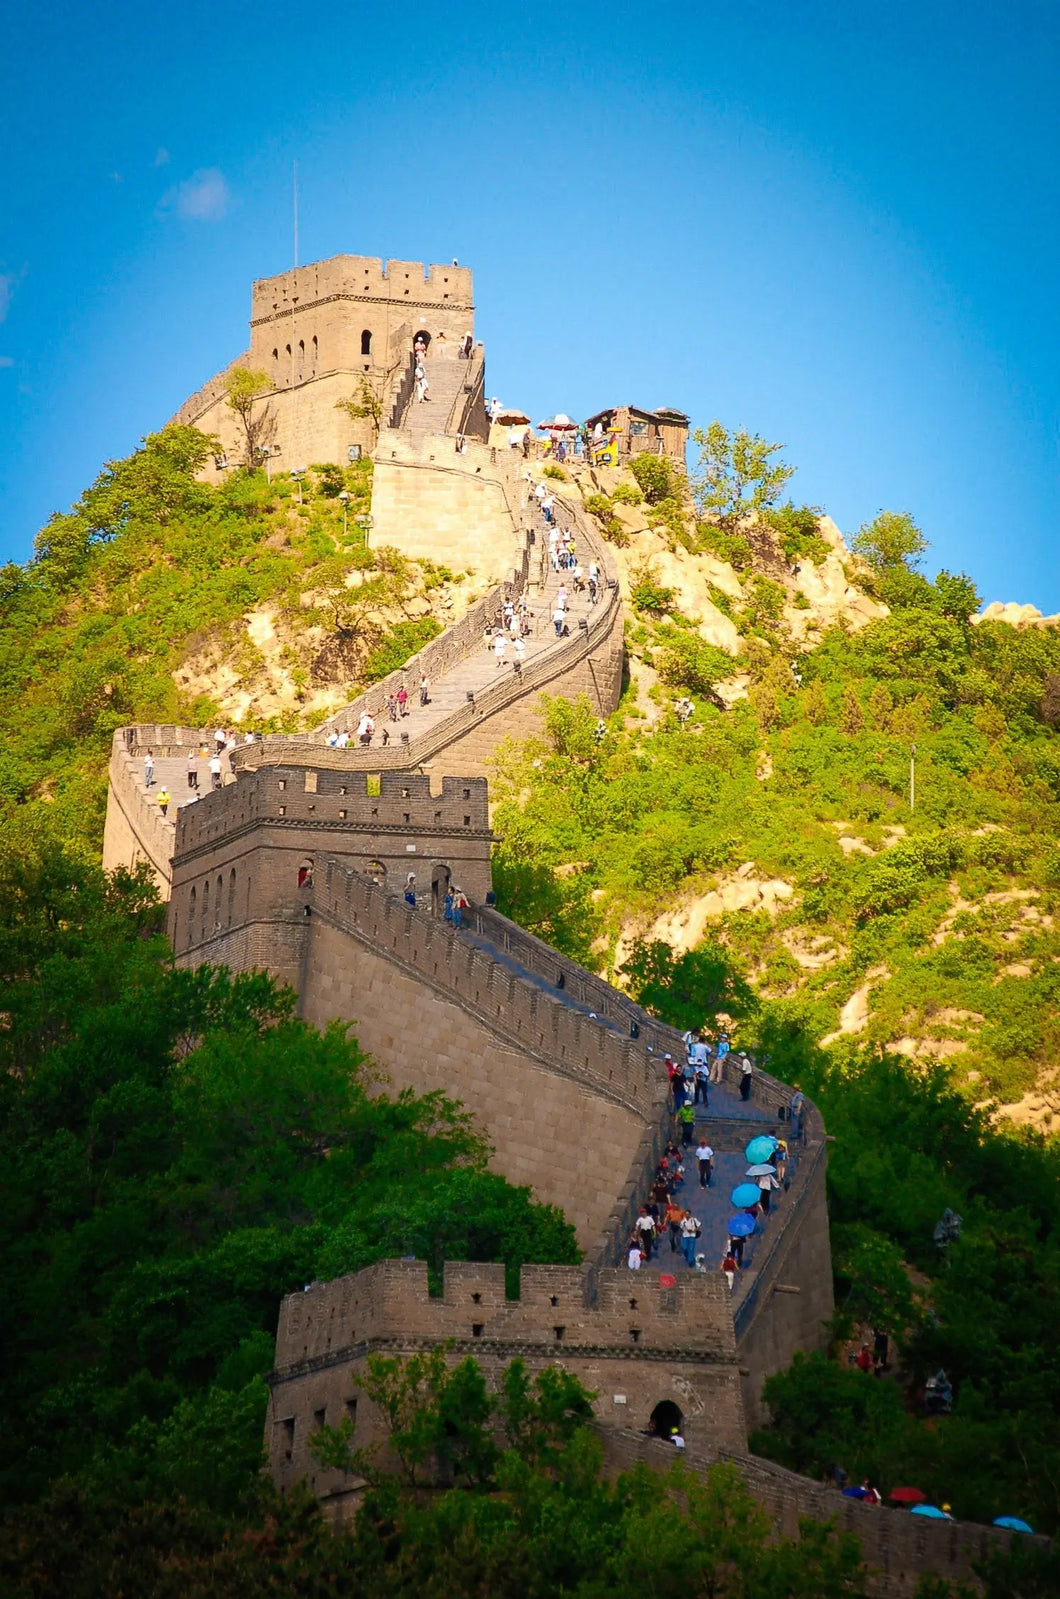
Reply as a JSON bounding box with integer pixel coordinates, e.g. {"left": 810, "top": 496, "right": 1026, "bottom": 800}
{"left": 690, "top": 421, "right": 796, "bottom": 529}
{"left": 0, "top": 842, "right": 578, "bottom": 1513}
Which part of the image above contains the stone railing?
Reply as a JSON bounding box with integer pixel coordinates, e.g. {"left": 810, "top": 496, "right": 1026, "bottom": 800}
{"left": 387, "top": 349, "right": 417, "bottom": 429}
{"left": 309, "top": 856, "right": 668, "bottom": 1269}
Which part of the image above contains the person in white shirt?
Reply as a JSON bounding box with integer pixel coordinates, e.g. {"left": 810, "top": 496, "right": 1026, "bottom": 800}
{"left": 627, "top": 1242, "right": 643, "bottom": 1271}
{"left": 492, "top": 632, "right": 507, "bottom": 666}
{"left": 552, "top": 606, "right": 567, "bottom": 638}
{"left": 695, "top": 1139, "right": 714, "bottom": 1188}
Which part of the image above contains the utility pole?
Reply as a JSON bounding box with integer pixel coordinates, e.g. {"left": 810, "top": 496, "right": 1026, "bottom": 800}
{"left": 909, "top": 743, "right": 917, "bottom": 812}
{"left": 293, "top": 160, "right": 299, "bottom": 270}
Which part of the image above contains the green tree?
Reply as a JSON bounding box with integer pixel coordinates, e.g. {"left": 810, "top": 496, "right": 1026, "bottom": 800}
{"left": 851, "top": 510, "right": 928, "bottom": 573}
{"left": 690, "top": 421, "right": 796, "bottom": 529}
{"left": 225, "top": 368, "right": 273, "bottom": 467}
{"left": 628, "top": 452, "right": 680, "bottom": 505}
{"left": 620, "top": 938, "right": 757, "bottom": 1031}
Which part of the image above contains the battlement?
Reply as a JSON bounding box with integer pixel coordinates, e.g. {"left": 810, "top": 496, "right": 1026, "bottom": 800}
{"left": 251, "top": 256, "right": 474, "bottom": 325}
{"left": 173, "top": 767, "right": 490, "bottom": 859}
{"left": 275, "top": 1257, "right": 736, "bottom": 1375}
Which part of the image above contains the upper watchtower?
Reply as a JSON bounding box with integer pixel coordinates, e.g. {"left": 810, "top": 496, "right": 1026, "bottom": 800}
{"left": 248, "top": 256, "right": 475, "bottom": 392}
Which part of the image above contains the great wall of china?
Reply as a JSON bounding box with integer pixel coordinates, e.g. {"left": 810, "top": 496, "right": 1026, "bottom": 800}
{"left": 101, "top": 254, "right": 1033, "bottom": 1593}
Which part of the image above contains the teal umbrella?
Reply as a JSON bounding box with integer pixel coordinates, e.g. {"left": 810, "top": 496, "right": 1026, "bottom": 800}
{"left": 745, "top": 1135, "right": 779, "bottom": 1164}
{"left": 993, "top": 1517, "right": 1033, "bottom": 1534}
{"left": 731, "top": 1183, "right": 762, "bottom": 1208}
{"left": 911, "top": 1505, "right": 952, "bottom": 1520}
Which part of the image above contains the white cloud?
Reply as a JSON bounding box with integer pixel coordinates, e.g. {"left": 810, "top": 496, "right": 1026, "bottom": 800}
{"left": 161, "top": 167, "right": 231, "bottom": 222}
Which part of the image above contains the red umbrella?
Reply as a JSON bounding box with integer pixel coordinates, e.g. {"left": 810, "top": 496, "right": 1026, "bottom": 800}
{"left": 888, "top": 1487, "right": 927, "bottom": 1504}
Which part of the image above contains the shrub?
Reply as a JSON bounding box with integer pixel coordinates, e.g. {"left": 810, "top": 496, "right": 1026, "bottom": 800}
{"left": 362, "top": 617, "right": 442, "bottom": 682}
{"left": 656, "top": 632, "right": 737, "bottom": 695}
{"left": 629, "top": 560, "right": 676, "bottom": 617}
{"left": 696, "top": 521, "right": 753, "bottom": 571}
{"left": 542, "top": 464, "right": 567, "bottom": 481}
{"left": 628, "top": 453, "right": 679, "bottom": 505}
{"left": 584, "top": 493, "right": 627, "bottom": 545}
{"left": 764, "top": 502, "right": 831, "bottom": 565}
{"left": 611, "top": 482, "right": 643, "bottom": 506}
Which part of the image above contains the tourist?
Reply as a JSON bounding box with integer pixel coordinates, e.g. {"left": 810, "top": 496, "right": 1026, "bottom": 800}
{"left": 721, "top": 1250, "right": 738, "bottom": 1290}
{"left": 404, "top": 873, "right": 416, "bottom": 908}
{"left": 419, "top": 674, "right": 430, "bottom": 706}
{"left": 143, "top": 750, "right": 154, "bottom": 788}
{"left": 460, "top": 332, "right": 473, "bottom": 360}
{"left": 666, "top": 1199, "right": 684, "bottom": 1253}
{"left": 452, "top": 888, "right": 468, "bottom": 928}
{"left": 693, "top": 1049, "right": 711, "bottom": 1106}
{"left": 790, "top": 1087, "right": 805, "bottom": 1141}
{"left": 739, "top": 1054, "right": 754, "bottom": 1102}
{"left": 388, "top": 693, "right": 398, "bottom": 722}
{"left": 187, "top": 751, "right": 198, "bottom": 791}
{"left": 157, "top": 786, "right": 170, "bottom": 817}
{"left": 209, "top": 753, "right": 222, "bottom": 790}
{"left": 555, "top": 584, "right": 568, "bottom": 613}
{"left": 627, "top": 1235, "right": 644, "bottom": 1271}
{"left": 635, "top": 1206, "right": 655, "bottom": 1262}
{"left": 513, "top": 635, "right": 525, "bottom": 664}
{"left": 326, "top": 730, "right": 339, "bottom": 747}
{"left": 552, "top": 604, "right": 566, "bottom": 638}
{"left": 357, "top": 711, "right": 374, "bottom": 748}
{"left": 443, "top": 889, "right": 454, "bottom": 923}
{"left": 397, "top": 684, "right": 409, "bottom": 717}
{"left": 671, "top": 1427, "right": 685, "bottom": 1450}
{"left": 679, "top": 1210, "right": 701, "bottom": 1268}
{"left": 855, "top": 1345, "right": 873, "bottom": 1374}
{"left": 677, "top": 1100, "right": 695, "bottom": 1148}
{"left": 757, "top": 1168, "right": 779, "bottom": 1212}
{"left": 215, "top": 728, "right": 226, "bottom": 754}
{"left": 695, "top": 1138, "right": 714, "bottom": 1188}
{"left": 728, "top": 1232, "right": 745, "bottom": 1268}
{"left": 492, "top": 631, "right": 507, "bottom": 667}
{"left": 774, "top": 1138, "right": 789, "bottom": 1184}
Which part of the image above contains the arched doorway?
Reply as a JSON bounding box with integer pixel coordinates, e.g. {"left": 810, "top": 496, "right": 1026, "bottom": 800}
{"left": 365, "top": 859, "right": 387, "bottom": 888}
{"left": 413, "top": 329, "right": 431, "bottom": 360}
{"left": 649, "top": 1399, "right": 683, "bottom": 1440}
{"left": 431, "top": 863, "right": 451, "bottom": 917}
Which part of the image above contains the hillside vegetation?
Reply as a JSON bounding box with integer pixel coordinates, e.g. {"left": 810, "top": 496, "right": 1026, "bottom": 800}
{"left": 0, "top": 425, "right": 468, "bottom": 849}
{"left": 492, "top": 446, "right": 1060, "bottom": 1114}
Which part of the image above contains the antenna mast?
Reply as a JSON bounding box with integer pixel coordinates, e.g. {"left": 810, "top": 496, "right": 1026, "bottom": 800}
{"left": 293, "top": 160, "right": 299, "bottom": 270}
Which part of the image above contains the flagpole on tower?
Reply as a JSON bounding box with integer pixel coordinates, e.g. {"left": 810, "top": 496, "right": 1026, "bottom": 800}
{"left": 293, "top": 160, "right": 299, "bottom": 270}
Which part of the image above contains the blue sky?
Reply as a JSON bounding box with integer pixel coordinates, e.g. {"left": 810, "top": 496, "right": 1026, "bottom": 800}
{"left": 2, "top": 0, "right": 1057, "bottom": 608}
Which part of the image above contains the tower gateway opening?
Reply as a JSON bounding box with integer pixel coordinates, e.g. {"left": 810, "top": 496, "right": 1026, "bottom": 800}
{"left": 649, "top": 1399, "right": 683, "bottom": 1440}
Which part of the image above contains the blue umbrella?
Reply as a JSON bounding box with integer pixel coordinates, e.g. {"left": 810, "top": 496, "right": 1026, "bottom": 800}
{"left": 842, "top": 1486, "right": 869, "bottom": 1499}
{"left": 727, "top": 1214, "right": 757, "bottom": 1237}
{"left": 731, "top": 1183, "right": 762, "bottom": 1208}
{"left": 911, "top": 1505, "right": 951, "bottom": 1520}
{"left": 993, "top": 1517, "right": 1034, "bottom": 1534}
{"left": 745, "top": 1135, "right": 779, "bottom": 1164}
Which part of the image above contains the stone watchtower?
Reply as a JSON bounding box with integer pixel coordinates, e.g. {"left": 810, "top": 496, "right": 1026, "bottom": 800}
{"left": 268, "top": 1259, "right": 748, "bottom": 1518}
{"left": 170, "top": 255, "right": 477, "bottom": 478}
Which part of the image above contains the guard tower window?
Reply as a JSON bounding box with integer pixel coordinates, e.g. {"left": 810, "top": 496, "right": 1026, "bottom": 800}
{"left": 298, "top": 338, "right": 305, "bottom": 380}
{"left": 187, "top": 886, "right": 196, "bottom": 947}
{"left": 228, "top": 868, "right": 236, "bottom": 926}
{"left": 360, "top": 329, "right": 372, "bottom": 356}
{"left": 311, "top": 334, "right": 318, "bottom": 374}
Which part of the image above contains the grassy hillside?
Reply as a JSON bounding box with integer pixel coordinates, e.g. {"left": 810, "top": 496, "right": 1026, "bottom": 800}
{"left": 0, "top": 425, "right": 458, "bottom": 850}
{"left": 491, "top": 502, "right": 1060, "bottom": 1111}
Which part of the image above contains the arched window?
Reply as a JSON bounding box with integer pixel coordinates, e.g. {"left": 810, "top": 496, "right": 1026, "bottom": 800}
{"left": 272, "top": 347, "right": 279, "bottom": 381}
{"left": 311, "top": 334, "right": 318, "bottom": 375}
{"left": 360, "top": 329, "right": 372, "bottom": 356}
{"left": 188, "top": 886, "right": 196, "bottom": 947}
{"left": 216, "top": 875, "right": 224, "bottom": 932}
{"left": 228, "top": 868, "right": 236, "bottom": 927}
{"left": 365, "top": 859, "right": 387, "bottom": 886}
{"left": 201, "top": 878, "right": 209, "bottom": 939}
{"left": 285, "top": 343, "right": 292, "bottom": 385}
{"left": 298, "top": 339, "right": 305, "bottom": 381}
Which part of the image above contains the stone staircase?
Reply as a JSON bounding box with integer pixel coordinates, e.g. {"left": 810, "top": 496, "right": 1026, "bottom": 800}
{"left": 401, "top": 351, "right": 472, "bottom": 438}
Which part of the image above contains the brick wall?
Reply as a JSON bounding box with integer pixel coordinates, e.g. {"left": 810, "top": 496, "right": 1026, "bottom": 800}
{"left": 598, "top": 1427, "right": 1042, "bottom": 1596}
{"left": 266, "top": 1259, "right": 747, "bottom": 1503}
